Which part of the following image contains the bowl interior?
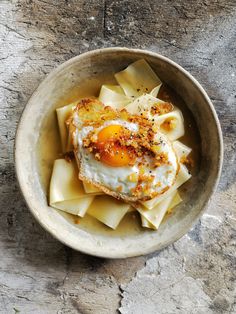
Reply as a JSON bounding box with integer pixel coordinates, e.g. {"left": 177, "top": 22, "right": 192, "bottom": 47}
{"left": 15, "top": 48, "right": 222, "bottom": 258}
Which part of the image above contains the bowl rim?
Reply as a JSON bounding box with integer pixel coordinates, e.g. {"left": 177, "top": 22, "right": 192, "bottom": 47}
{"left": 15, "top": 47, "right": 223, "bottom": 258}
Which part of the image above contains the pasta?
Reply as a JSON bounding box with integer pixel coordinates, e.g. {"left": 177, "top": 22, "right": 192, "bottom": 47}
{"left": 50, "top": 159, "right": 94, "bottom": 216}
{"left": 167, "top": 191, "right": 182, "bottom": 214}
{"left": 87, "top": 196, "right": 130, "bottom": 229}
{"left": 154, "top": 110, "right": 185, "bottom": 141}
{"left": 126, "top": 96, "right": 185, "bottom": 141}
{"left": 83, "top": 181, "right": 104, "bottom": 195}
{"left": 48, "top": 59, "right": 194, "bottom": 230}
{"left": 141, "top": 164, "right": 191, "bottom": 209}
{"left": 98, "top": 85, "right": 131, "bottom": 109}
{"left": 125, "top": 94, "right": 165, "bottom": 115}
{"left": 138, "top": 192, "right": 176, "bottom": 230}
{"left": 56, "top": 102, "right": 77, "bottom": 152}
{"left": 172, "top": 140, "right": 192, "bottom": 161}
{"left": 141, "top": 215, "right": 154, "bottom": 229}
{"left": 140, "top": 191, "right": 182, "bottom": 229}
{"left": 150, "top": 84, "right": 162, "bottom": 97}
{"left": 115, "top": 59, "right": 161, "bottom": 97}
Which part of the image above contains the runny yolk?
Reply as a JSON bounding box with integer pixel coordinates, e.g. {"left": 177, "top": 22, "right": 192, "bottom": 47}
{"left": 97, "top": 125, "right": 123, "bottom": 144}
{"left": 96, "top": 125, "right": 134, "bottom": 167}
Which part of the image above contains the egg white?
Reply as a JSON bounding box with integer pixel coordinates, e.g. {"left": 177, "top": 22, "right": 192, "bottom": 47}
{"left": 76, "top": 120, "right": 139, "bottom": 195}
{"left": 74, "top": 118, "right": 178, "bottom": 199}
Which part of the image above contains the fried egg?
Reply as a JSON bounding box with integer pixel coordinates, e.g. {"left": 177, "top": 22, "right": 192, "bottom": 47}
{"left": 70, "top": 98, "right": 179, "bottom": 202}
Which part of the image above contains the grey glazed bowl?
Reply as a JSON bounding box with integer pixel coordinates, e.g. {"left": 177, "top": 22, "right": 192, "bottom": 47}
{"left": 15, "top": 48, "right": 223, "bottom": 258}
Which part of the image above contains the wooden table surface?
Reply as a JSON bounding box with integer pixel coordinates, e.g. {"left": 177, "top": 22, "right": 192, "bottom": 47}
{"left": 0, "top": 1, "right": 235, "bottom": 313}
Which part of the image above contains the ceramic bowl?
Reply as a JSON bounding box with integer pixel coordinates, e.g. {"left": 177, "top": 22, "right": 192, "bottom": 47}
{"left": 15, "top": 48, "right": 223, "bottom": 258}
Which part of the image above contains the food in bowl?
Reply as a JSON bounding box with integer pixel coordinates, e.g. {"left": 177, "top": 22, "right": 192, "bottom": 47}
{"left": 46, "top": 59, "right": 196, "bottom": 230}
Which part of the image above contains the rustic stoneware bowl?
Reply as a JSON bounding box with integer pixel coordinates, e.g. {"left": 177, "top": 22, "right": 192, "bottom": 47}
{"left": 15, "top": 48, "right": 223, "bottom": 258}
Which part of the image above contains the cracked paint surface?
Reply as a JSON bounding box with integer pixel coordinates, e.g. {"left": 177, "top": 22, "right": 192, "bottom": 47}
{"left": 0, "top": 0, "right": 235, "bottom": 313}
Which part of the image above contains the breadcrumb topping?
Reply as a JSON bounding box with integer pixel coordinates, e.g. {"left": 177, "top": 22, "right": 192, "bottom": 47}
{"left": 151, "top": 102, "right": 173, "bottom": 115}
{"left": 69, "top": 98, "right": 178, "bottom": 200}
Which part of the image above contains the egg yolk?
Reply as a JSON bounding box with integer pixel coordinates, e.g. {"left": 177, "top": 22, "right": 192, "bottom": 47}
{"left": 96, "top": 125, "right": 134, "bottom": 167}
